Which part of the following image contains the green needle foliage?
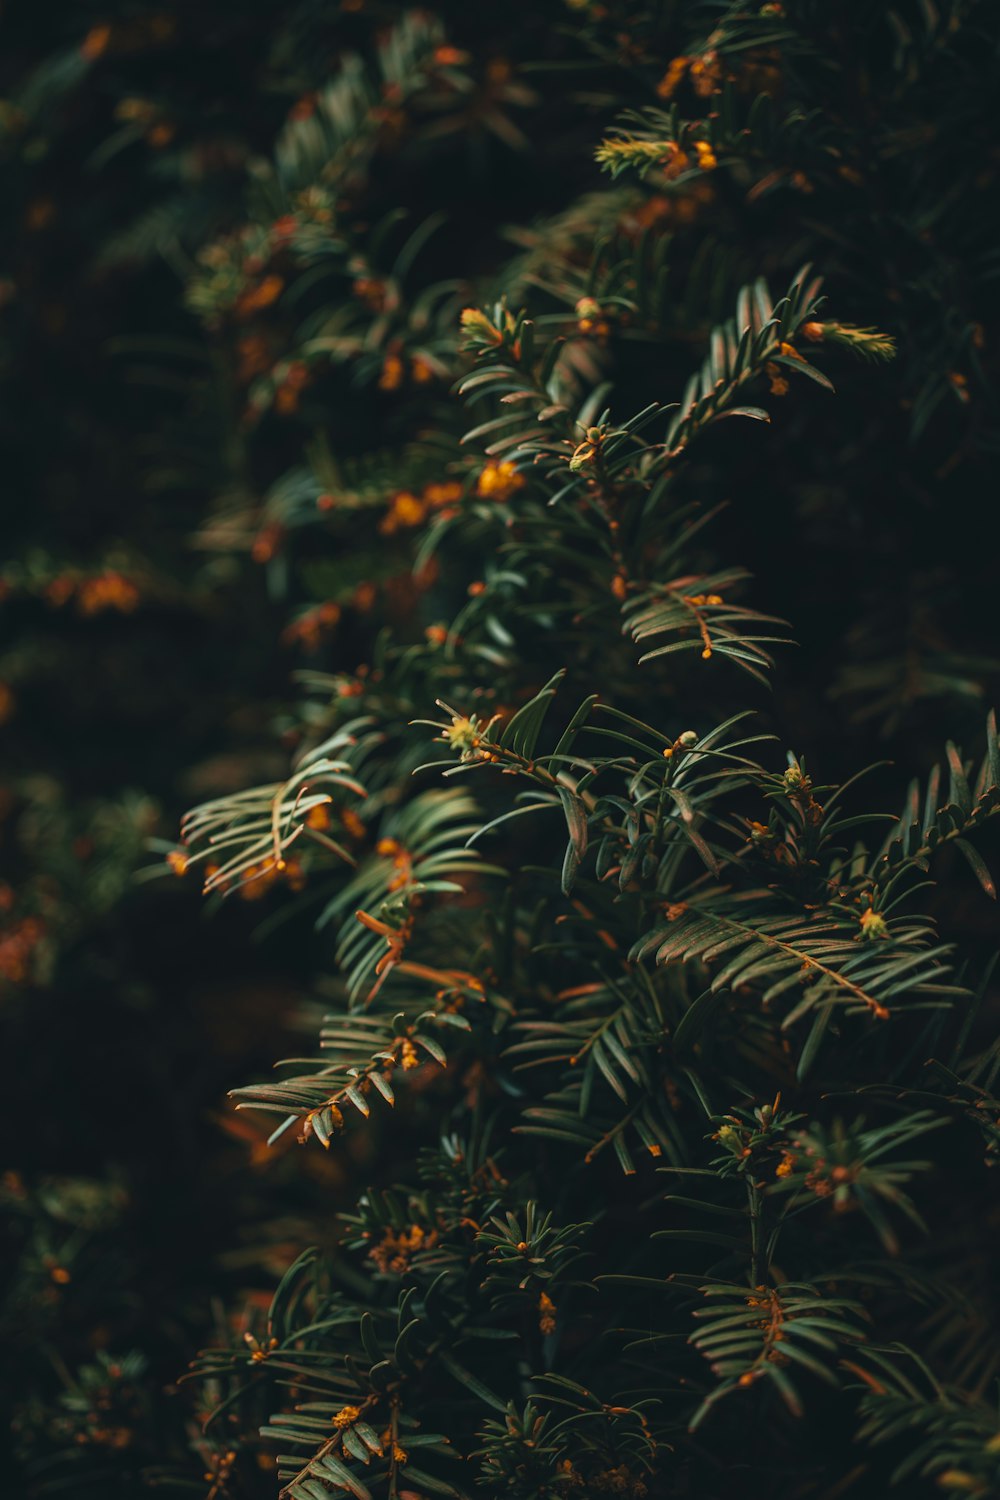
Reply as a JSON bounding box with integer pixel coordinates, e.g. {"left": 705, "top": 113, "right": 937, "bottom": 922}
{"left": 4, "top": 2, "right": 1000, "bottom": 1498}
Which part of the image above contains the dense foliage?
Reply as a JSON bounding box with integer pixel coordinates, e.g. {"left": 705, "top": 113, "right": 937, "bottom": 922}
{"left": 3, "top": 2, "right": 1000, "bottom": 1498}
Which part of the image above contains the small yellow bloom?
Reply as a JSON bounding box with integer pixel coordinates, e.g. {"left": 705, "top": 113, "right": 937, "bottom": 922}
{"left": 444, "top": 716, "right": 480, "bottom": 753}
{"left": 859, "top": 907, "right": 889, "bottom": 941}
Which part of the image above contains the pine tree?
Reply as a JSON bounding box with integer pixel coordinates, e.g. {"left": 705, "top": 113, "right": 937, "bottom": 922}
{"left": 4, "top": 2, "right": 1000, "bottom": 1498}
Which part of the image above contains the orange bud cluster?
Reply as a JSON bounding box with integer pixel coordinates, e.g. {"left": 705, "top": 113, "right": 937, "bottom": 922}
{"left": 273, "top": 359, "right": 310, "bottom": 414}
{"left": 235, "top": 335, "right": 271, "bottom": 383}
{"left": 379, "top": 480, "right": 463, "bottom": 535}
{"left": 367, "top": 1221, "right": 437, "bottom": 1274}
{"left": 658, "top": 142, "right": 691, "bottom": 180}
{"left": 766, "top": 362, "right": 790, "bottom": 397}
{"left": 305, "top": 803, "right": 331, "bottom": 831}
{"left": 341, "top": 807, "right": 367, "bottom": 841}
{"left": 282, "top": 601, "right": 341, "bottom": 649}
{"left": 76, "top": 572, "right": 141, "bottom": 615}
{"left": 237, "top": 855, "right": 306, "bottom": 901}
{"left": 251, "top": 523, "right": 284, "bottom": 564}
{"left": 379, "top": 490, "right": 424, "bottom": 535}
{"left": 656, "top": 55, "right": 691, "bottom": 100}
{"left": 353, "top": 276, "right": 388, "bottom": 311}
{"left": 376, "top": 836, "right": 413, "bottom": 890}
{"left": 0, "top": 916, "right": 45, "bottom": 984}
{"left": 689, "top": 51, "right": 725, "bottom": 96}
{"left": 299, "top": 1101, "right": 344, "bottom": 1146}
{"left": 236, "top": 274, "right": 284, "bottom": 318}
{"left": 475, "top": 460, "right": 525, "bottom": 500}
{"left": 626, "top": 182, "right": 715, "bottom": 235}
{"left": 378, "top": 352, "right": 405, "bottom": 391}
{"left": 378, "top": 350, "right": 439, "bottom": 391}
{"left": 42, "top": 571, "right": 140, "bottom": 614}
{"left": 244, "top": 1332, "right": 279, "bottom": 1363}
{"left": 332, "top": 1404, "right": 362, "bottom": 1430}
{"left": 433, "top": 45, "right": 469, "bottom": 67}
{"left": 80, "top": 24, "right": 113, "bottom": 60}
{"left": 575, "top": 296, "right": 614, "bottom": 342}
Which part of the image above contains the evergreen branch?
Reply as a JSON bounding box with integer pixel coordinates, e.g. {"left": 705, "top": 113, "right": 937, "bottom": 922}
{"left": 689, "top": 1281, "right": 868, "bottom": 1429}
